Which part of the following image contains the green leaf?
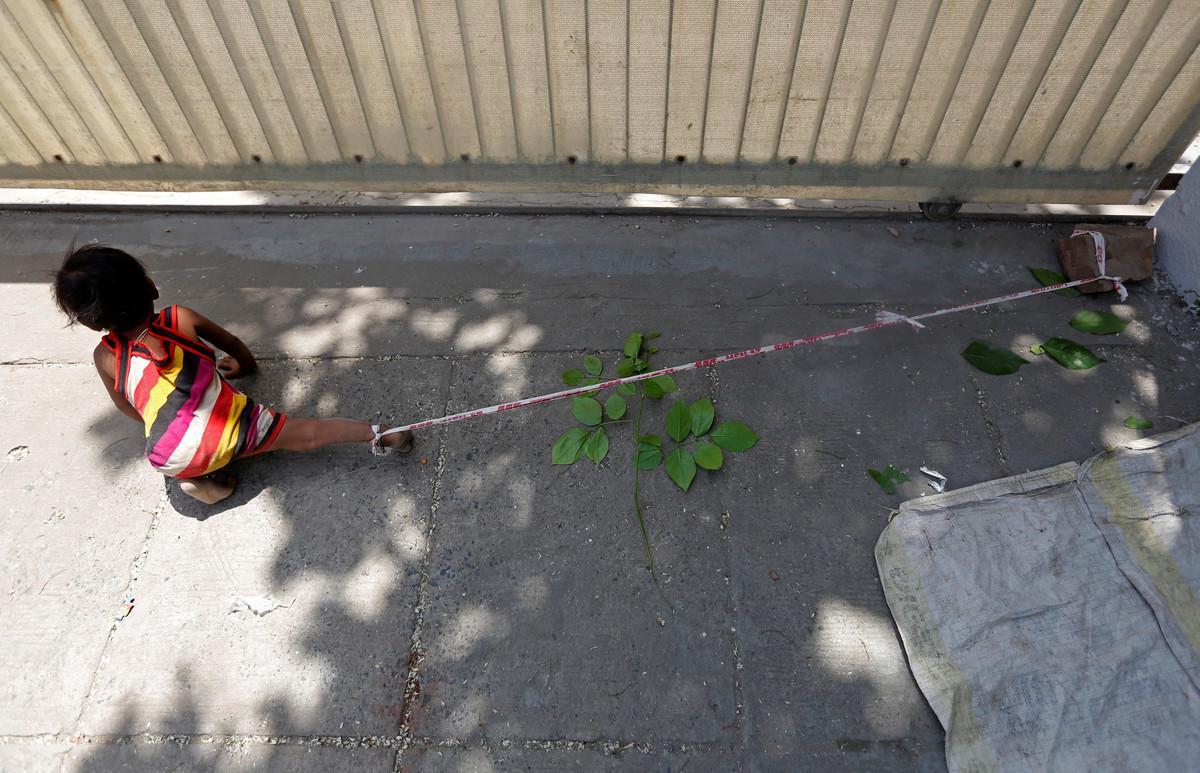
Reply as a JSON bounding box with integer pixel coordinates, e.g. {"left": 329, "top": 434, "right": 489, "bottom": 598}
{"left": 1029, "top": 266, "right": 1081, "bottom": 297}
{"left": 710, "top": 421, "right": 759, "bottom": 452}
{"left": 551, "top": 428, "right": 588, "bottom": 465}
{"left": 583, "top": 354, "right": 603, "bottom": 376}
{"left": 868, "top": 469, "right": 893, "bottom": 493}
{"left": 694, "top": 440, "right": 724, "bottom": 470}
{"left": 1042, "top": 337, "right": 1104, "bottom": 370}
{"left": 867, "top": 465, "right": 910, "bottom": 495}
{"left": 604, "top": 394, "right": 627, "bottom": 420}
{"left": 624, "top": 332, "right": 643, "bottom": 358}
{"left": 572, "top": 396, "right": 603, "bottom": 425}
{"left": 583, "top": 428, "right": 609, "bottom": 464}
{"left": 1029, "top": 266, "right": 1065, "bottom": 285}
{"left": 639, "top": 434, "right": 662, "bottom": 446}
{"left": 617, "top": 383, "right": 637, "bottom": 396}
{"left": 666, "top": 399, "right": 692, "bottom": 442}
{"left": 617, "top": 358, "right": 637, "bottom": 377}
{"left": 636, "top": 439, "right": 663, "bottom": 470}
{"left": 643, "top": 374, "right": 676, "bottom": 399}
{"left": 961, "top": 340, "right": 1030, "bottom": 375}
{"left": 562, "top": 368, "right": 584, "bottom": 386}
{"left": 633, "top": 358, "right": 649, "bottom": 373}
{"left": 1124, "top": 416, "right": 1153, "bottom": 430}
{"left": 1070, "top": 309, "right": 1128, "bottom": 335}
{"left": 1029, "top": 344, "right": 1045, "bottom": 355}
{"left": 645, "top": 332, "right": 661, "bottom": 341}
{"left": 666, "top": 447, "right": 697, "bottom": 491}
{"left": 689, "top": 397, "right": 715, "bottom": 436}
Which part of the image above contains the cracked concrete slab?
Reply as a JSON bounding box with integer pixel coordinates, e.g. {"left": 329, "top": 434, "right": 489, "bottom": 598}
{"left": 0, "top": 742, "right": 72, "bottom": 772}
{"left": 410, "top": 355, "right": 736, "bottom": 744}
{"left": 0, "top": 367, "right": 160, "bottom": 735}
{"left": 77, "top": 360, "right": 449, "bottom": 737}
{"left": 402, "top": 742, "right": 735, "bottom": 772}
{"left": 955, "top": 289, "right": 1200, "bottom": 473}
{"left": 0, "top": 211, "right": 1067, "bottom": 362}
{"left": 709, "top": 334, "right": 1008, "bottom": 771}
{"left": 0, "top": 209, "right": 1196, "bottom": 771}
{"left": 63, "top": 742, "right": 395, "bottom": 772}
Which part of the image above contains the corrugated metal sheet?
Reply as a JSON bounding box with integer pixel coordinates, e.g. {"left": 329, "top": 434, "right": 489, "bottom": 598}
{"left": 1, "top": 0, "right": 1198, "bottom": 203}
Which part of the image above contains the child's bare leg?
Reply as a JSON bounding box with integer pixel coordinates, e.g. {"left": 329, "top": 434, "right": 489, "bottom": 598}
{"left": 180, "top": 471, "right": 237, "bottom": 505}
{"left": 269, "top": 418, "right": 413, "bottom": 453}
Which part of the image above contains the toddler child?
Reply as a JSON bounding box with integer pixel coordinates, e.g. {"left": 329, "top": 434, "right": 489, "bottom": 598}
{"left": 53, "top": 244, "right": 413, "bottom": 504}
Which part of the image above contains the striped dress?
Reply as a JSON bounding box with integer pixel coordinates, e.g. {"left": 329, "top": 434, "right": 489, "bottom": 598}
{"left": 100, "top": 306, "right": 286, "bottom": 478}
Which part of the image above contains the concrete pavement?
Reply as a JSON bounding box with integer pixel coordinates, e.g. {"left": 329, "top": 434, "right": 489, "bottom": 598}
{"left": 1, "top": 209, "right": 1197, "bottom": 772}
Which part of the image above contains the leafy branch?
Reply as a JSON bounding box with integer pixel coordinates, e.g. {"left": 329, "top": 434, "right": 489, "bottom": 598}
{"left": 551, "top": 332, "right": 759, "bottom": 572}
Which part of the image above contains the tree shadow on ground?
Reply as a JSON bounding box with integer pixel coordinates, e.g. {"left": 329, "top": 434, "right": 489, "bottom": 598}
{"left": 1, "top": 210, "right": 1197, "bottom": 772}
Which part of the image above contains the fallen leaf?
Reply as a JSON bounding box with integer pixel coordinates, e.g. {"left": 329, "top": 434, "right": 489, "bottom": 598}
{"left": 769, "top": 570, "right": 781, "bottom": 582}
{"left": 961, "top": 341, "right": 1030, "bottom": 375}
{"left": 887, "top": 227, "right": 900, "bottom": 238}
{"left": 1070, "top": 309, "right": 1127, "bottom": 335}
{"left": 1042, "top": 337, "right": 1103, "bottom": 370}
{"left": 868, "top": 465, "right": 911, "bottom": 495}
{"left": 1029, "top": 267, "right": 1081, "bottom": 297}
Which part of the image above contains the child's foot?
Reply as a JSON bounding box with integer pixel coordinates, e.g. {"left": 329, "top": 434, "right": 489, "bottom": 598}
{"left": 384, "top": 428, "right": 414, "bottom": 453}
{"left": 377, "top": 426, "right": 414, "bottom": 454}
{"left": 180, "top": 472, "right": 238, "bottom": 505}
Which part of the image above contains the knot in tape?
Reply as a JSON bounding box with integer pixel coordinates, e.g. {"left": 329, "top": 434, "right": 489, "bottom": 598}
{"left": 1071, "top": 229, "right": 1128, "bottom": 301}
{"left": 876, "top": 310, "right": 926, "bottom": 330}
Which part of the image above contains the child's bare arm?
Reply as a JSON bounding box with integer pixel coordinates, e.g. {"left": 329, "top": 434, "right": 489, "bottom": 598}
{"left": 175, "top": 306, "right": 258, "bottom": 378}
{"left": 93, "top": 344, "right": 141, "bottom": 423}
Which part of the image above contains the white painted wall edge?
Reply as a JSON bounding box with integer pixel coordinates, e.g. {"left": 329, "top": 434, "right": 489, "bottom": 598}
{"left": 0, "top": 188, "right": 1170, "bottom": 221}
{"left": 1150, "top": 163, "right": 1200, "bottom": 305}
{"left": 1170, "top": 135, "right": 1200, "bottom": 174}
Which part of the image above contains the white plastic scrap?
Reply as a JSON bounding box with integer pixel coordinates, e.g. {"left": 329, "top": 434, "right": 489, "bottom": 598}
{"left": 920, "top": 466, "right": 948, "bottom": 493}
{"left": 227, "top": 595, "right": 291, "bottom": 617}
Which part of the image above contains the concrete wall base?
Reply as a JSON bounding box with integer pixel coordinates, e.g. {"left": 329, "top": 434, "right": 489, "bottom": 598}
{"left": 1150, "top": 164, "right": 1200, "bottom": 305}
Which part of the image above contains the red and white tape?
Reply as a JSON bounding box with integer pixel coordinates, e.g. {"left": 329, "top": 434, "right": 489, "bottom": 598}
{"left": 1072, "top": 228, "right": 1127, "bottom": 301}
{"left": 381, "top": 267, "right": 1122, "bottom": 437}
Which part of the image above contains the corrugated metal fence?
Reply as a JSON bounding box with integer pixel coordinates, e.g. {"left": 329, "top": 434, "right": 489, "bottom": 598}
{"left": 1, "top": 0, "right": 1198, "bottom": 203}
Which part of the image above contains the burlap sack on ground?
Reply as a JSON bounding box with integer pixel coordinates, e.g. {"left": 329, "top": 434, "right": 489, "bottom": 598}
{"left": 877, "top": 423, "right": 1200, "bottom": 773}
{"left": 1057, "top": 224, "right": 1155, "bottom": 293}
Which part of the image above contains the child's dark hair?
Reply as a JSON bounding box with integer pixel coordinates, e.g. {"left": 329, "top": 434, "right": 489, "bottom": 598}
{"left": 54, "top": 244, "right": 156, "bottom": 331}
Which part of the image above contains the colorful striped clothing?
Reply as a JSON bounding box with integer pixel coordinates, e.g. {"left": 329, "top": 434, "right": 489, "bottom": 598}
{"left": 100, "top": 306, "right": 285, "bottom": 478}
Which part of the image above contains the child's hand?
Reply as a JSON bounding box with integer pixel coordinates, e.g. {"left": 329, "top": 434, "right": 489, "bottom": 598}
{"left": 217, "top": 355, "right": 256, "bottom": 379}
{"left": 175, "top": 307, "right": 259, "bottom": 379}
